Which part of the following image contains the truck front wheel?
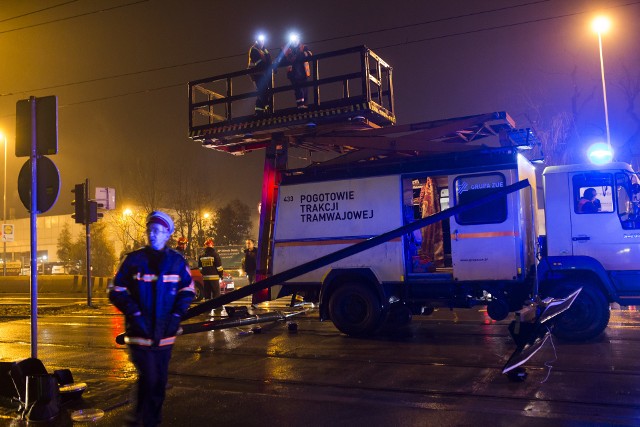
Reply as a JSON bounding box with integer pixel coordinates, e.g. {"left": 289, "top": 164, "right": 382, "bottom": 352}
{"left": 549, "top": 282, "right": 610, "bottom": 341}
{"left": 328, "top": 283, "right": 383, "bottom": 337}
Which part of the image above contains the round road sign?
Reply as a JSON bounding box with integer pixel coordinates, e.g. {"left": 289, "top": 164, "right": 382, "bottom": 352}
{"left": 18, "top": 156, "right": 61, "bottom": 213}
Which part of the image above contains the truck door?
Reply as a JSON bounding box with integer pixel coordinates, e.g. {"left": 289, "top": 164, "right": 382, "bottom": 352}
{"left": 570, "top": 171, "right": 640, "bottom": 279}
{"left": 449, "top": 171, "right": 521, "bottom": 281}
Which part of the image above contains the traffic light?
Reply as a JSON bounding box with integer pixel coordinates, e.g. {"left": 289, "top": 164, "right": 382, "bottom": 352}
{"left": 71, "top": 183, "right": 86, "bottom": 224}
{"left": 88, "top": 201, "right": 104, "bottom": 224}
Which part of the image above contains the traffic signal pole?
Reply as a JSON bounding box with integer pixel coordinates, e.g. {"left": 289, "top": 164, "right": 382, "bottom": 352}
{"left": 72, "top": 179, "right": 100, "bottom": 307}
{"left": 85, "top": 178, "right": 92, "bottom": 307}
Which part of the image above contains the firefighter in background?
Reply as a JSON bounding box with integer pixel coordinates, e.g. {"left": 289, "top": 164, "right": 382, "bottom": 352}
{"left": 176, "top": 236, "right": 188, "bottom": 259}
{"left": 283, "top": 33, "right": 312, "bottom": 109}
{"left": 198, "top": 238, "right": 224, "bottom": 300}
{"left": 247, "top": 33, "right": 273, "bottom": 115}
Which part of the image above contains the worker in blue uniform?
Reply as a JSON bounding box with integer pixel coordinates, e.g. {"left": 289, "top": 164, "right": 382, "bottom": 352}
{"left": 110, "top": 211, "right": 195, "bottom": 426}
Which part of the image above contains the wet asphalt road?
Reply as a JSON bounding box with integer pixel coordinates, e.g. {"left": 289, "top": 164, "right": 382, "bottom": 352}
{"left": 1, "top": 293, "right": 640, "bottom": 426}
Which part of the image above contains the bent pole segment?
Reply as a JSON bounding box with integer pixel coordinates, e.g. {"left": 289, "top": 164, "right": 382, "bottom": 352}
{"left": 183, "top": 179, "right": 531, "bottom": 320}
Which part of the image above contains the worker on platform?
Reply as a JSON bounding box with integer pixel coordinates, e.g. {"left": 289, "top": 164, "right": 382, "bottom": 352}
{"left": 198, "top": 238, "right": 224, "bottom": 301}
{"left": 248, "top": 33, "right": 273, "bottom": 116}
{"left": 283, "top": 32, "right": 312, "bottom": 109}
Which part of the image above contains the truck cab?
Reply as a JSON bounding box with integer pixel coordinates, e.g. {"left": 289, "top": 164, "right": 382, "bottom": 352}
{"left": 538, "top": 162, "right": 640, "bottom": 340}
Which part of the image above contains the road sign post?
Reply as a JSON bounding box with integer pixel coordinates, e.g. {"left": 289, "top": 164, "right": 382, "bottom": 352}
{"left": 16, "top": 95, "right": 59, "bottom": 359}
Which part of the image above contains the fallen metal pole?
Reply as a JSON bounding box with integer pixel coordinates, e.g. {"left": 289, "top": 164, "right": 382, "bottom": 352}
{"left": 114, "top": 179, "right": 530, "bottom": 344}
{"left": 184, "top": 179, "right": 531, "bottom": 320}
{"left": 116, "top": 310, "right": 305, "bottom": 345}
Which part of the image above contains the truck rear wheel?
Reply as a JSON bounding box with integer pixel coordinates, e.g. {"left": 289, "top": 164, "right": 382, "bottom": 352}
{"left": 328, "top": 283, "right": 383, "bottom": 337}
{"left": 549, "top": 282, "right": 610, "bottom": 341}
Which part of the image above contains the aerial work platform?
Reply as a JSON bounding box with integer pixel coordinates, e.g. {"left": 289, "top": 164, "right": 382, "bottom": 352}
{"left": 188, "top": 45, "right": 395, "bottom": 154}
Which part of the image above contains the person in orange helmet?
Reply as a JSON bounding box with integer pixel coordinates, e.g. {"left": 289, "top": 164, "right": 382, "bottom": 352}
{"left": 175, "top": 237, "right": 188, "bottom": 259}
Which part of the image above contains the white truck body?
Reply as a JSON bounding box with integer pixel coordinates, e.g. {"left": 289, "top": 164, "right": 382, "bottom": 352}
{"left": 273, "top": 175, "right": 404, "bottom": 283}
{"left": 266, "top": 142, "right": 639, "bottom": 340}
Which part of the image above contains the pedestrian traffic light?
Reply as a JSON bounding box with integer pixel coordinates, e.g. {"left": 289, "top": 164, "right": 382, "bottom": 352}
{"left": 88, "top": 201, "right": 104, "bottom": 224}
{"left": 71, "top": 183, "right": 86, "bottom": 224}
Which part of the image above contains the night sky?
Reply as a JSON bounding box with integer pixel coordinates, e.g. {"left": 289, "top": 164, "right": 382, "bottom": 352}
{"left": 1, "top": 0, "right": 638, "bottom": 219}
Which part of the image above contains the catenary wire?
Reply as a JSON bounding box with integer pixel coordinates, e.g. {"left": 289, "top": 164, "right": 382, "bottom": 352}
{"left": 0, "top": 0, "right": 81, "bottom": 24}
{"left": 0, "top": 0, "right": 581, "bottom": 97}
{"left": 0, "top": 0, "right": 150, "bottom": 34}
{"left": 0, "top": 0, "right": 639, "bottom": 112}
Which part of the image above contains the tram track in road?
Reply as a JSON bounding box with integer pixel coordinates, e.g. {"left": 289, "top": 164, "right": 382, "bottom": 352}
{"left": 161, "top": 362, "right": 640, "bottom": 425}
{"left": 3, "top": 303, "right": 640, "bottom": 382}
{"left": 1, "top": 303, "right": 639, "bottom": 425}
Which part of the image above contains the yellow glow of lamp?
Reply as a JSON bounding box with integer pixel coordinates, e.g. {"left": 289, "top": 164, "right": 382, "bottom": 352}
{"left": 592, "top": 16, "right": 611, "bottom": 34}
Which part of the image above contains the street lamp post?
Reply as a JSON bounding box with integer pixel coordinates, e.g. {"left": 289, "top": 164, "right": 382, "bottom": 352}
{"left": 592, "top": 16, "right": 612, "bottom": 152}
{"left": 0, "top": 132, "right": 6, "bottom": 276}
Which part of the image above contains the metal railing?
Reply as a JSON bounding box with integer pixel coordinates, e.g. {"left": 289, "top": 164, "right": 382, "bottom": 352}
{"left": 188, "top": 45, "right": 394, "bottom": 132}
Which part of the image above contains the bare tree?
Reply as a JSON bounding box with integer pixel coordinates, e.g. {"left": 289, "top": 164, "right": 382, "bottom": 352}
{"left": 172, "top": 163, "right": 221, "bottom": 257}
{"left": 105, "top": 207, "right": 147, "bottom": 258}
{"left": 617, "top": 63, "right": 640, "bottom": 170}
{"left": 520, "top": 65, "right": 601, "bottom": 166}
{"left": 119, "top": 154, "right": 170, "bottom": 213}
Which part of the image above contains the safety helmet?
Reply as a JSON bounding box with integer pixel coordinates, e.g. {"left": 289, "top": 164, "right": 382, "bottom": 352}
{"left": 288, "top": 32, "right": 300, "bottom": 46}
{"left": 256, "top": 33, "right": 266, "bottom": 44}
{"left": 204, "top": 238, "right": 214, "bottom": 247}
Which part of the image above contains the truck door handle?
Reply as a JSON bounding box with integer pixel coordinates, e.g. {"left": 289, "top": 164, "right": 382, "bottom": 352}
{"left": 572, "top": 236, "right": 591, "bottom": 241}
{"left": 454, "top": 229, "right": 459, "bottom": 241}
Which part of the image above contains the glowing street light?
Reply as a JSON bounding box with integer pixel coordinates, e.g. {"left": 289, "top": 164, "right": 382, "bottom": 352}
{"left": 592, "top": 16, "right": 612, "bottom": 152}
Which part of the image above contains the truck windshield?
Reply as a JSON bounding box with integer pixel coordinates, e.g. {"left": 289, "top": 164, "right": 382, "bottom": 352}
{"left": 572, "top": 173, "right": 614, "bottom": 214}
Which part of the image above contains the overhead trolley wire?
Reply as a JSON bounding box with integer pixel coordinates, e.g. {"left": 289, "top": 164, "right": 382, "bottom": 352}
{"left": 0, "top": 0, "right": 639, "bottom": 111}
{"left": 0, "top": 0, "right": 81, "bottom": 24}
{"left": 0, "top": 0, "right": 150, "bottom": 34}
{"left": 0, "top": 0, "right": 555, "bottom": 98}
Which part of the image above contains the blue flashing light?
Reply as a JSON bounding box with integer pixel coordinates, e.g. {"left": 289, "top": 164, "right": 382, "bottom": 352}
{"left": 587, "top": 142, "right": 614, "bottom": 165}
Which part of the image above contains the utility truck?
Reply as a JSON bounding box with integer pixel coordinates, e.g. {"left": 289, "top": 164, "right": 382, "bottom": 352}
{"left": 185, "top": 45, "right": 638, "bottom": 342}
{"left": 265, "top": 128, "right": 640, "bottom": 340}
